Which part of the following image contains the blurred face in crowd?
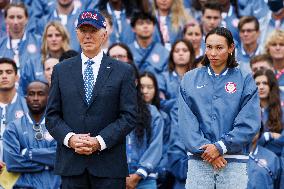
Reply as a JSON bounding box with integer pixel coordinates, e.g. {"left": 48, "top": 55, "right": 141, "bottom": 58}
{"left": 184, "top": 24, "right": 202, "bottom": 51}
{"left": 156, "top": 0, "right": 173, "bottom": 12}
{"left": 26, "top": 82, "right": 49, "bottom": 114}
{"left": 44, "top": 58, "right": 59, "bottom": 86}
{"left": 108, "top": 45, "right": 129, "bottom": 63}
{"left": 268, "top": 41, "right": 284, "bottom": 61}
{"left": 140, "top": 76, "right": 155, "bottom": 104}
{"left": 255, "top": 75, "right": 270, "bottom": 100}
{"left": 0, "top": 0, "right": 9, "bottom": 9}
{"left": 46, "top": 25, "right": 64, "bottom": 53}
{"left": 202, "top": 9, "right": 221, "bottom": 34}
{"left": 0, "top": 63, "right": 18, "bottom": 91}
{"left": 57, "top": 0, "right": 73, "bottom": 8}
{"left": 133, "top": 19, "right": 154, "bottom": 40}
{"left": 251, "top": 61, "right": 274, "bottom": 75}
{"left": 76, "top": 25, "right": 106, "bottom": 57}
{"left": 205, "top": 34, "right": 234, "bottom": 72}
{"left": 239, "top": 22, "right": 259, "bottom": 46}
{"left": 173, "top": 41, "right": 191, "bottom": 67}
{"left": 5, "top": 6, "right": 28, "bottom": 38}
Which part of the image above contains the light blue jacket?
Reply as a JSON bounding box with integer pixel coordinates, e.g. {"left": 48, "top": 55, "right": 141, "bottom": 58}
{"left": 129, "top": 41, "right": 169, "bottom": 78}
{"left": 126, "top": 105, "right": 164, "bottom": 179}
{"left": 247, "top": 146, "right": 281, "bottom": 189}
{"left": 178, "top": 66, "right": 261, "bottom": 156}
{"left": 3, "top": 114, "right": 61, "bottom": 189}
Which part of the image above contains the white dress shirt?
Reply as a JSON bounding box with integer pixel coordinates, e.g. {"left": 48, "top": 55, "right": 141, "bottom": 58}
{"left": 63, "top": 50, "right": 107, "bottom": 150}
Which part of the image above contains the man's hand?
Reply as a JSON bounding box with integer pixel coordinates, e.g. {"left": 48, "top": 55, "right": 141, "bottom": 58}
{"left": 126, "top": 174, "right": 142, "bottom": 189}
{"left": 69, "top": 134, "right": 101, "bottom": 155}
{"left": 211, "top": 156, "right": 227, "bottom": 170}
{"left": 200, "top": 144, "right": 220, "bottom": 163}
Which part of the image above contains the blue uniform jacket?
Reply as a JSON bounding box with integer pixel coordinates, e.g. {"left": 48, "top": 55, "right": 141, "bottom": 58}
{"left": 152, "top": 12, "right": 183, "bottom": 49}
{"left": 178, "top": 66, "right": 261, "bottom": 156}
{"left": 236, "top": 43, "right": 261, "bottom": 74}
{"left": 126, "top": 105, "right": 164, "bottom": 179}
{"left": 258, "top": 108, "right": 284, "bottom": 157}
{"left": 0, "top": 93, "right": 28, "bottom": 161}
{"left": 129, "top": 41, "right": 169, "bottom": 78}
{"left": 247, "top": 146, "right": 281, "bottom": 189}
{"left": 0, "top": 32, "right": 41, "bottom": 72}
{"left": 158, "top": 71, "right": 181, "bottom": 114}
{"left": 168, "top": 134, "right": 188, "bottom": 189}
{"left": 3, "top": 114, "right": 61, "bottom": 189}
{"left": 19, "top": 59, "right": 46, "bottom": 95}
{"left": 98, "top": 2, "right": 135, "bottom": 45}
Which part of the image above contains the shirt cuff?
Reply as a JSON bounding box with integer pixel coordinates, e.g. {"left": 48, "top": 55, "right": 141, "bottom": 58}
{"left": 96, "top": 135, "right": 107, "bottom": 151}
{"left": 64, "top": 132, "right": 76, "bottom": 147}
{"left": 264, "top": 132, "right": 270, "bottom": 141}
{"left": 136, "top": 168, "right": 148, "bottom": 179}
{"left": 215, "top": 141, "right": 227, "bottom": 154}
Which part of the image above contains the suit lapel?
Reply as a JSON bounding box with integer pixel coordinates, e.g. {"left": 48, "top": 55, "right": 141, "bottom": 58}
{"left": 70, "top": 55, "right": 87, "bottom": 105}
{"left": 88, "top": 55, "right": 113, "bottom": 107}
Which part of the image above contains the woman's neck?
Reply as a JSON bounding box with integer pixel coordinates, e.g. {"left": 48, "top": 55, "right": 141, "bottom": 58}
{"left": 49, "top": 50, "right": 64, "bottom": 59}
{"left": 158, "top": 9, "right": 169, "bottom": 16}
{"left": 175, "top": 65, "right": 188, "bottom": 76}
{"left": 260, "top": 99, "right": 268, "bottom": 109}
{"left": 273, "top": 58, "right": 284, "bottom": 71}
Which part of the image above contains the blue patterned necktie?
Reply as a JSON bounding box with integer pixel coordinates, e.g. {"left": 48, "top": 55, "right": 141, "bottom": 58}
{"left": 83, "top": 59, "right": 95, "bottom": 104}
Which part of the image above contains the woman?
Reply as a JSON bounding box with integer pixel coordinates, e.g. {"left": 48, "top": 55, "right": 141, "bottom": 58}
{"left": 139, "top": 71, "right": 173, "bottom": 189}
{"left": 41, "top": 21, "right": 70, "bottom": 65}
{"left": 183, "top": 21, "right": 204, "bottom": 59}
{"left": 152, "top": 0, "right": 191, "bottom": 50}
{"left": 254, "top": 69, "right": 284, "bottom": 157}
{"left": 159, "top": 39, "right": 195, "bottom": 114}
{"left": 107, "top": 42, "right": 134, "bottom": 64}
{"left": 178, "top": 27, "right": 260, "bottom": 188}
{"left": 19, "top": 21, "right": 70, "bottom": 95}
{"left": 125, "top": 65, "right": 164, "bottom": 189}
{"left": 264, "top": 30, "right": 284, "bottom": 91}
{"left": 43, "top": 58, "right": 59, "bottom": 86}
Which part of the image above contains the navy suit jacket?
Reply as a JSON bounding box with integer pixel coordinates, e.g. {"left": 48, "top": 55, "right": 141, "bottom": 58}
{"left": 46, "top": 54, "right": 137, "bottom": 178}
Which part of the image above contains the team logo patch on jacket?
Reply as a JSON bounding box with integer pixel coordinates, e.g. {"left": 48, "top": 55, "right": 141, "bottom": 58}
{"left": 225, "top": 82, "right": 237, "bottom": 93}
{"left": 15, "top": 110, "right": 24, "bottom": 119}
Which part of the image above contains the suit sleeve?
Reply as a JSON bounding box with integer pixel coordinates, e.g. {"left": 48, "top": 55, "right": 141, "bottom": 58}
{"left": 3, "top": 123, "right": 45, "bottom": 172}
{"left": 98, "top": 65, "right": 138, "bottom": 149}
{"left": 45, "top": 65, "right": 73, "bottom": 145}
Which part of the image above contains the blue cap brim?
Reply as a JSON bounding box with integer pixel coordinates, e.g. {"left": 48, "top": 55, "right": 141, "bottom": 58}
{"left": 76, "top": 21, "right": 104, "bottom": 29}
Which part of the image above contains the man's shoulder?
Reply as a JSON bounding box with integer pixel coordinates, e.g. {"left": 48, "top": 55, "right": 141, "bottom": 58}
{"left": 56, "top": 55, "right": 81, "bottom": 68}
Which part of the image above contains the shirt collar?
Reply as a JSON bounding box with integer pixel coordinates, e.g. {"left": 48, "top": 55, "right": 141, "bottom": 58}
{"left": 81, "top": 50, "right": 104, "bottom": 65}
{"left": 207, "top": 66, "right": 228, "bottom": 76}
{"left": 26, "top": 113, "right": 45, "bottom": 125}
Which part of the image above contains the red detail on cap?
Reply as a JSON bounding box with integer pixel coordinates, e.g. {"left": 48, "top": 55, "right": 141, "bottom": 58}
{"left": 81, "top": 12, "right": 98, "bottom": 20}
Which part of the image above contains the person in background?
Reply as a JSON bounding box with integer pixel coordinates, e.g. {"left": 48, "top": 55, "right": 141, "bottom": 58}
{"left": 19, "top": 21, "right": 70, "bottom": 95}
{"left": 129, "top": 11, "right": 169, "bottom": 79}
{"left": 139, "top": 71, "right": 173, "bottom": 189}
{"left": 201, "top": 1, "right": 222, "bottom": 36}
{"left": 44, "top": 58, "right": 59, "bottom": 87}
{"left": 250, "top": 54, "right": 274, "bottom": 75}
{"left": 152, "top": 0, "right": 191, "bottom": 50}
{"left": 125, "top": 65, "right": 163, "bottom": 189}
{"left": 183, "top": 21, "right": 204, "bottom": 59}
{"left": 178, "top": 27, "right": 260, "bottom": 188}
{"left": 3, "top": 81, "right": 61, "bottom": 189}
{"left": 264, "top": 29, "right": 284, "bottom": 93}
{"left": 159, "top": 39, "right": 195, "bottom": 114}
{"left": 96, "top": 0, "right": 136, "bottom": 45}
{"left": 247, "top": 127, "right": 281, "bottom": 189}
{"left": 254, "top": 69, "right": 284, "bottom": 160}
{"left": 236, "top": 16, "right": 261, "bottom": 73}
{"left": 101, "top": 11, "right": 113, "bottom": 52}
{"left": 58, "top": 49, "right": 79, "bottom": 62}
{"left": 0, "top": 3, "right": 41, "bottom": 75}
{"left": 0, "top": 58, "right": 28, "bottom": 172}
{"left": 107, "top": 42, "right": 134, "bottom": 64}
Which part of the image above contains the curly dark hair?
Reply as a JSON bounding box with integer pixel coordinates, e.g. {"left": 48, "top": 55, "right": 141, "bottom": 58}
{"left": 254, "top": 69, "right": 283, "bottom": 133}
